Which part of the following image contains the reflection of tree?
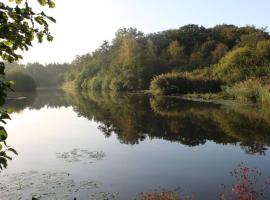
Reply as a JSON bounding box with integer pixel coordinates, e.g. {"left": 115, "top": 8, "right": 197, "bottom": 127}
{"left": 2, "top": 90, "right": 68, "bottom": 172}
{"left": 66, "top": 91, "right": 270, "bottom": 155}
{"left": 4, "top": 90, "right": 69, "bottom": 111}
{"left": 30, "top": 89, "right": 70, "bottom": 109}
{"left": 4, "top": 92, "right": 36, "bottom": 112}
{"left": 151, "top": 96, "right": 270, "bottom": 155}
{"left": 6, "top": 90, "right": 270, "bottom": 155}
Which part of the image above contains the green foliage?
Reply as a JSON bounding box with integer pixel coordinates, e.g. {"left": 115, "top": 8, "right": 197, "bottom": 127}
{"left": 4, "top": 62, "right": 69, "bottom": 88}
{"left": 238, "top": 32, "right": 269, "bottom": 48}
{"left": 150, "top": 72, "right": 222, "bottom": 95}
{"left": 25, "top": 63, "right": 69, "bottom": 87}
{"left": 0, "top": 0, "right": 55, "bottom": 170}
{"left": 6, "top": 71, "right": 36, "bottom": 92}
{"left": 0, "top": 0, "right": 55, "bottom": 62}
{"left": 213, "top": 46, "right": 270, "bottom": 84}
{"left": 167, "top": 40, "right": 188, "bottom": 68}
{"left": 64, "top": 24, "right": 269, "bottom": 93}
{"left": 226, "top": 79, "right": 270, "bottom": 104}
{"left": 256, "top": 40, "right": 270, "bottom": 59}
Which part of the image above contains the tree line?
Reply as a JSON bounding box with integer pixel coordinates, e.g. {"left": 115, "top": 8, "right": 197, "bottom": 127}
{"left": 63, "top": 24, "right": 270, "bottom": 104}
{"left": 5, "top": 62, "right": 69, "bottom": 91}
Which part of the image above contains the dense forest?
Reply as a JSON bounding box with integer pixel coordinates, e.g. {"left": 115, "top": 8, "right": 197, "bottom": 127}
{"left": 64, "top": 24, "right": 270, "bottom": 104}
{"left": 5, "top": 62, "right": 69, "bottom": 91}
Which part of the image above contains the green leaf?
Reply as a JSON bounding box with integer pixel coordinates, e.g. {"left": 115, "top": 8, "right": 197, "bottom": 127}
{"left": 37, "top": 32, "right": 44, "bottom": 43}
{"left": 38, "top": 0, "right": 47, "bottom": 6}
{"left": 8, "top": 148, "right": 18, "bottom": 155}
{"left": 15, "top": 0, "right": 22, "bottom": 4}
{"left": 6, "top": 108, "right": 13, "bottom": 114}
{"left": 47, "top": 35, "right": 53, "bottom": 41}
{"left": 9, "top": 81, "right": 15, "bottom": 86}
{"left": 48, "top": 1, "right": 55, "bottom": 8}
{"left": 0, "top": 113, "right": 10, "bottom": 120}
{"left": 0, "top": 157, "right": 7, "bottom": 169}
{"left": 35, "top": 16, "right": 44, "bottom": 25}
{"left": 0, "top": 128, "right": 7, "bottom": 142}
{"left": 47, "top": 16, "right": 56, "bottom": 23}
{"left": 0, "top": 62, "right": 5, "bottom": 75}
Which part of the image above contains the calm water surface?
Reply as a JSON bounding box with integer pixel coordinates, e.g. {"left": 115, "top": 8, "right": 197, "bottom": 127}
{"left": 1, "top": 90, "right": 270, "bottom": 199}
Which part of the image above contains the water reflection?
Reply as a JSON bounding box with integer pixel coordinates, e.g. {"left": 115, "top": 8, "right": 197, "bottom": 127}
{"left": 5, "top": 89, "right": 270, "bottom": 156}
{"left": 3, "top": 89, "right": 270, "bottom": 199}
{"left": 67, "top": 91, "right": 270, "bottom": 155}
{"left": 5, "top": 89, "right": 69, "bottom": 112}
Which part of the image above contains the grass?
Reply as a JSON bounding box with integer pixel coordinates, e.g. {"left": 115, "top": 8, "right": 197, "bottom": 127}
{"left": 225, "top": 78, "right": 270, "bottom": 105}
{"left": 150, "top": 72, "right": 222, "bottom": 96}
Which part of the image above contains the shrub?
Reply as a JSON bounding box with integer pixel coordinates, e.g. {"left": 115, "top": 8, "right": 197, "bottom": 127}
{"left": 256, "top": 40, "right": 270, "bottom": 60}
{"left": 213, "top": 47, "right": 258, "bottom": 84}
{"left": 150, "top": 72, "right": 222, "bottom": 95}
{"left": 226, "top": 78, "right": 270, "bottom": 104}
{"left": 6, "top": 71, "right": 36, "bottom": 92}
{"left": 213, "top": 46, "right": 270, "bottom": 84}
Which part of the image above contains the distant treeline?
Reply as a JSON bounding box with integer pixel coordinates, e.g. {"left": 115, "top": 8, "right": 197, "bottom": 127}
{"left": 5, "top": 62, "right": 69, "bottom": 91}
{"left": 64, "top": 24, "right": 270, "bottom": 104}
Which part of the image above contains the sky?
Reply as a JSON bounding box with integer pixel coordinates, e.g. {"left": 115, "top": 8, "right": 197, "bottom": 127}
{"left": 21, "top": 0, "right": 270, "bottom": 64}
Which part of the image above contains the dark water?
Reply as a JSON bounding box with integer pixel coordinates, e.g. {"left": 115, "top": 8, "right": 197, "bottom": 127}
{"left": 1, "top": 90, "right": 270, "bottom": 199}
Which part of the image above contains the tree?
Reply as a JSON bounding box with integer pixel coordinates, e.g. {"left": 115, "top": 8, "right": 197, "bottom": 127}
{"left": 64, "top": 24, "right": 270, "bottom": 93}
{"left": 0, "top": 0, "right": 55, "bottom": 168}
{"left": 6, "top": 71, "right": 36, "bottom": 92}
{"left": 212, "top": 43, "right": 228, "bottom": 61}
{"left": 110, "top": 31, "right": 146, "bottom": 90}
{"left": 167, "top": 40, "right": 187, "bottom": 68}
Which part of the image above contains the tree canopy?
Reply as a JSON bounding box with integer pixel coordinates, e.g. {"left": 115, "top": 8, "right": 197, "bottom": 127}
{"left": 64, "top": 24, "right": 270, "bottom": 94}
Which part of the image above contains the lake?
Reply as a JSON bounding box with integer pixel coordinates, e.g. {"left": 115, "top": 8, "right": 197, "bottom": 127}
{"left": 1, "top": 89, "right": 270, "bottom": 200}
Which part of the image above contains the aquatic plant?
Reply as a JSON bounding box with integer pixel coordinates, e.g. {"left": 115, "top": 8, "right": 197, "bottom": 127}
{"left": 220, "top": 163, "right": 270, "bottom": 200}
{"left": 135, "top": 189, "right": 192, "bottom": 200}
{"left": 56, "top": 148, "right": 106, "bottom": 163}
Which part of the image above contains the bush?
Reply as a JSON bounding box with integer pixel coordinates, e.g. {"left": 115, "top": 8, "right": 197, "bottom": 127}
{"left": 213, "top": 47, "right": 258, "bottom": 84}
{"left": 226, "top": 78, "right": 270, "bottom": 104}
{"left": 7, "top": 71, "right": 36, "bottom": 92}
{"left": 150, "top": 72, "right": 222, "bottom": 95}
{"left": 256, "top": 40, "right": 270, "bottom": 60}
{"left": 213, "top": 46, "right": 270, "bottom": 84}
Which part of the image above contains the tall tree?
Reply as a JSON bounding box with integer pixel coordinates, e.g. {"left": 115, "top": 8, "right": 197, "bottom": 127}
{"left": 167, "top": 40, "right": 187, "bottom": 68}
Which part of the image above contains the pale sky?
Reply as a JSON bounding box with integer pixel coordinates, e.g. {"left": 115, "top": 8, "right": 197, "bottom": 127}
{"left": 21, "top": 0, "right": 270, "bottom": 64}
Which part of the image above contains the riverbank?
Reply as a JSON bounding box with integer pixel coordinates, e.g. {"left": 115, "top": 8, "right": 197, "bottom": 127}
{"left": 62, "top": 85, "right": 265, "bottom": 108}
